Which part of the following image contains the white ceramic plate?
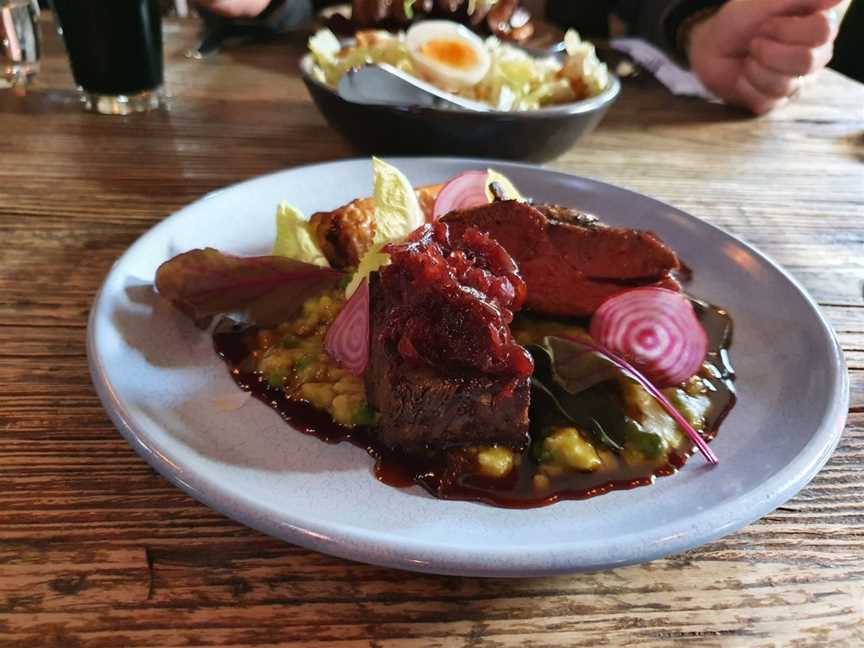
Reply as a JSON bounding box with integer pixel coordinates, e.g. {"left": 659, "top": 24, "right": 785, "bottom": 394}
{"left": 88, "top": 158, "right": 848, "bottom": 576}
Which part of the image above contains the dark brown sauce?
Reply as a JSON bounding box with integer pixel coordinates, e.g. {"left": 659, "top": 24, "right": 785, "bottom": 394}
{"left": 213, "top": 299, "right": 735, "bottom": 508}
{"left": 676, "top": 262, "right": 694, "bottom": 284}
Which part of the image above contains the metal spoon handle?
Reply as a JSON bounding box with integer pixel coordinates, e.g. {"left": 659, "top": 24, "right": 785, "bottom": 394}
{"left": 337, "top": 64, "right": 490, "bottom": 112}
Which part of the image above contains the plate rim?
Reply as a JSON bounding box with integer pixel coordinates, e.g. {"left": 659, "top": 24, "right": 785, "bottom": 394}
{"left": 87, "top": 157, "right": 849, "bottom": 576}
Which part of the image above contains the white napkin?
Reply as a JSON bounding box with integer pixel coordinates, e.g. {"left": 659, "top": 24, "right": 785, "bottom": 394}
{"left": 610, "top": 37, "right": 717, "bottom": 100}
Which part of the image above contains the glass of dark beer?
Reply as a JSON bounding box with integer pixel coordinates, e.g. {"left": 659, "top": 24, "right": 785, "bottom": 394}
{"left": 52, "top": 0, "right": 164, "bottom": 114}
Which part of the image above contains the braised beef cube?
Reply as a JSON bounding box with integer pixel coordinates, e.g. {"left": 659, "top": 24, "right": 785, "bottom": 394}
{"left": 365, "top": 274, "right": 530, "bottom": 453}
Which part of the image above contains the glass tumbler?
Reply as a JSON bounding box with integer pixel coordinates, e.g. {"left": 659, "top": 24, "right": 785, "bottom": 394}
{"left": 0, "top": 0, "right": 40, "bottom": 88}
{"left": 53, "top": 0, "right": 164, "bottom": 115}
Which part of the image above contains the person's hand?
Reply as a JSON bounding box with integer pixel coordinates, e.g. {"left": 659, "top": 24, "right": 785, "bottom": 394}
{"left": 688, "top": 0, "right": 843, "bottom": 114}
{"left": 194, "top": 0, "right": 272, "bottom": 19}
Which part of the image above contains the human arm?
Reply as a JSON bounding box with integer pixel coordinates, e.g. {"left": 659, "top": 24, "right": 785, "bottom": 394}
{"left": 194, "top": 0, "right": 272, "bottom": 18}
{"left": 548, "top": 0, "right": 843, "bottom": 114}
{"left": 687, "top": 0, "right": 844, "bottom": 113}
{"left": 193, "top": 0, "right": 315, "bottom": 29}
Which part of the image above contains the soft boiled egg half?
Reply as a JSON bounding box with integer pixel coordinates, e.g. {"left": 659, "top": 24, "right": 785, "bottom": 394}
{"left": 405, "top": 21, "right": 491, "bottom": 91}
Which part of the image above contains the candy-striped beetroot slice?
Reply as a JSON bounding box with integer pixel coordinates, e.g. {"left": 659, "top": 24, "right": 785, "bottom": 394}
{"left": 590, "top": 288, "right": 708, "bottom": 388}
{"left": 324, "top": 278, "right": 370, "bottom": 375}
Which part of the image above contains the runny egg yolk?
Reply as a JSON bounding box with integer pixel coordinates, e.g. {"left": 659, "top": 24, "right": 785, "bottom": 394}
{"left": 419, "top": 38, "right": 479, "bottom": 70}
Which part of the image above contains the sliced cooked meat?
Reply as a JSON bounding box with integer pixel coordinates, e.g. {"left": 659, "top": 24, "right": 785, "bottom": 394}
{"left": 308, "top": 184, "right": 442, "bottom": 269}
{"left": 441, "top": 200, "right": 681, "bottom": 317}
{"left": 444, "top": 201, "right": 678, "bottom": 280}
{"left": 535, "top": 204, "right": 600, "bottom": 228}
{"left": 519, "top": 270, "right": 681, "bottom": 319}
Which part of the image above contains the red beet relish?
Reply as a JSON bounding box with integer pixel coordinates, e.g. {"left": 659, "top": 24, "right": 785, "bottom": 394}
{"left": 379, "top": 222, "right": 533, "bottom": 377}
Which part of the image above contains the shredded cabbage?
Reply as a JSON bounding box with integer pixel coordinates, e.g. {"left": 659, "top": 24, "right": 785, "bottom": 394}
{"left": 307, "top": 26, "right": 609, "bottom": 111}
{"left": 273, "top": 203, "right": 329, "bottom": 268}
{"left": 562, "top": 29, "right": 609, "bottom": 98}
{"left": 308, "top": 28, "right": 341, "bottom": 66}
{"left": 310, "top": 29, "right": 413, "bottom": 88}
{"left": 344, "top": 157, "right": 423, "bottom": 297}
{"left": 345, "top": 244, "right": 390, "bottom": 298}
{"left": 371, "top": 157, "right": 424, "bottom": 244}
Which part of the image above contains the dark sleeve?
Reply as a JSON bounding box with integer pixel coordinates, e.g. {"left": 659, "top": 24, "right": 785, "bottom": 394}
{"left": 612, "top": 0, "right": 726, "bottom": 56}
{"left": 547, "top": 0, "right": 727, "bottom": 58}
{"left": 830, "top": 0, "right": 864, "bottom": 84}
{"left": 254, "top": 0, "right": 314, "bottom": 30}
{"left": 545, "top": 1, "right": 613, "bottom": 37}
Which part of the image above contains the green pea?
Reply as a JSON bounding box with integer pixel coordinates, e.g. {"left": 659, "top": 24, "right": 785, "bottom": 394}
{"left": 294, "top": 355, "right": 313, "bottom": 371}
{"left": 531, "top": 442, "right": 553, "bottom": 463}
{"left": 280, "top": 334, "right": 300, "bottom": 349}
{"left": 352, "top": 404, "right": 377, "bottom": 426}
{"left": 266, "top": 371, "right": 288, "bottom": 387}
{"left": 624, "top": 418, "right": 664, "bottom": 459}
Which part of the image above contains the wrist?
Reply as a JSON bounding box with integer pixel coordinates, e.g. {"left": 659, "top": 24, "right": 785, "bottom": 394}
{"left": 676, "top": 6, "right": 721, "bottom": 65}
{"left": 661, "top": 0, "right": 726, "bottom": 64}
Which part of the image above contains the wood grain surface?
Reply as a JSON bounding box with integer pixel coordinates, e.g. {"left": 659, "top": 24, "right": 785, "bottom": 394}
{"left": 1, "top": 17, "right": 863, "bottom": 648}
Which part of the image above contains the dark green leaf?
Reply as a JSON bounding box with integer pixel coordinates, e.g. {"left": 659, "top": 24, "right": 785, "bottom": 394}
{"left": 529, "top": 377, "right": 578, "bottom": 426}
{"left": 587, "top": 417, "right": 623, "bottom": 452}
{"left": 528, "top": 368, "right": 624, "bottom": 452}
{"left": 544, "top": 336, "right": 622, "bottom": 395}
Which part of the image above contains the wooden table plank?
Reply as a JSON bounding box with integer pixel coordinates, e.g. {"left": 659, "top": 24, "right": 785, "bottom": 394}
{"left": 1, "top": 16, "right": 862, "bottom": 648}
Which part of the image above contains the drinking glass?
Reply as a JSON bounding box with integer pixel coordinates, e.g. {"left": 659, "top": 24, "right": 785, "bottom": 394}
{"left": 0, "top": 0, "right": 40, "bottom": 88}
{"left": 52, "top": 0, "right": 164, "bottom": 115}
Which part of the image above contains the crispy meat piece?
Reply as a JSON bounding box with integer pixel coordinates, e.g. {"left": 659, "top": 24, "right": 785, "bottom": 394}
{"left": 441, "top": 201, "right": 681, "bottom": 317}
{"left": 308, "top": 184, "right": 442, "bottom": 269}
{"left": 365, "top": 274, "right": 531, "bottom": 452}
{"left": 308, "top": 196, "right": 376, "bottom": 270}
{"left": 346, "top": 1, "right": 534, "bottom": 42}
{"left": 415, "top": 183, "right": 441, "bottom": 218}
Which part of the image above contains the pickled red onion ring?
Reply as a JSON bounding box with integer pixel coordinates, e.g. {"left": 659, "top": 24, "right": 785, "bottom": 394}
{"left": 431, "top": 170, "right": 490, "bottom": 221}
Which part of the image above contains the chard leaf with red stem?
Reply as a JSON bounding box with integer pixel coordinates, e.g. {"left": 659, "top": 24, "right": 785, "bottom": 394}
{"left": 155, "top": 248, "right": 345, "bottom": 328}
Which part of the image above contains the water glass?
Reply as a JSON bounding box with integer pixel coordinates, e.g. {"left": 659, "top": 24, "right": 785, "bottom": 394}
{"left": 0, "top": 0, "right": 40, "bottom": 88}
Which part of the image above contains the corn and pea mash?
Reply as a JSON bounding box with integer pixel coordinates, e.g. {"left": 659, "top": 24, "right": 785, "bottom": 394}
{"left": 253, "top": 291, "right": 711, "bottom": 493}
{"left": 254, "top": 291, "right": 370, "bottom": 427}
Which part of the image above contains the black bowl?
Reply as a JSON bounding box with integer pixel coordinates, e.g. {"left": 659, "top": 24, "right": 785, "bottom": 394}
{"left": 300, "top": 55, "right": 621, "bottom": 162}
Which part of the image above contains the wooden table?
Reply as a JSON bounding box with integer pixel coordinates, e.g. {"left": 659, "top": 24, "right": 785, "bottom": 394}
{"left": 2, "top": 17, "right": 863, "bottom": 647}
